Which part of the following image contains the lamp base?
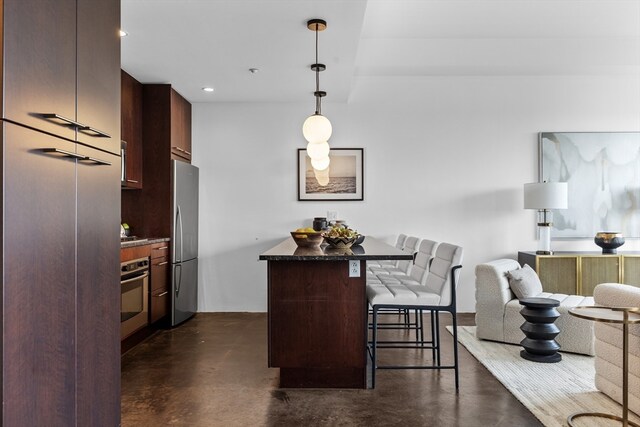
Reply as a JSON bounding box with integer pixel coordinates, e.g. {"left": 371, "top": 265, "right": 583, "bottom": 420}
{"left": 536, "top": 250, "right": 552, "bottom": 255}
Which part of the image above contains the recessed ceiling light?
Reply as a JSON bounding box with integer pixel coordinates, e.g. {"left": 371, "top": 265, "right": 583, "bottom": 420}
{"left": 202, "top": 87, "right": 214, "bottom": 93}
{"left": 249, "top": 68, "right": 259, "bottom": 74}
{"left": 119, "top": 30, "right": 128, "bottom": 37}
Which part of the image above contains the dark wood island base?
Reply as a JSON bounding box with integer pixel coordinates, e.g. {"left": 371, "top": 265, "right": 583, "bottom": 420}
{"left": 260, "top": 237, "right": 412, "bottom": 389}
{"left": 268, "top": 260, "right": 367, "bottom": 388}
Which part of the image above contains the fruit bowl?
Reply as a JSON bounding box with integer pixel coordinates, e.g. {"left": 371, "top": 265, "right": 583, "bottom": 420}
{"left": 290, "top": 231, "right": 324, "bottom": 247}
{"left": 323, "top": 235, "right": 358, "bottom": 249}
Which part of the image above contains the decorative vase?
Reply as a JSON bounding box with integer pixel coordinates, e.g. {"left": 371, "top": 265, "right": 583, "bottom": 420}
{"left": 594, "top": 232, "right": 625, "bottom": 254}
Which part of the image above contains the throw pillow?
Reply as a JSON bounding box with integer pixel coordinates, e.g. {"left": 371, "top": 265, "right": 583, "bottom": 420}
{"left": 506, "top": 264, "right": 543, "bottom": 299}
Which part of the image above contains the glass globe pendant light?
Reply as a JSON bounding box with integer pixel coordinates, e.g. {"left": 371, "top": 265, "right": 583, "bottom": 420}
{"left": 306, "top": 141, "right": 330, "bottom": 160}
{"left": 303, "top": 19, "right": 332, "bottom": 147}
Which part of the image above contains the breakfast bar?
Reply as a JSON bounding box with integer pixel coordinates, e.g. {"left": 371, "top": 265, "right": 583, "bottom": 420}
{"left": 259, "top": 237, "right": 412, "bottom": 388}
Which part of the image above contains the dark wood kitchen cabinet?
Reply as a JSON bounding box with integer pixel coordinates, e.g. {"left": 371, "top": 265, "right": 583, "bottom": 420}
{"left": 0, "top": 0, "right": 121, "bottom": 424}
{"left": 121, "top": 70, "right": 144, "bottom": 189}
{"left": 3, "top": 124, "right": 77, "bottom": 426}
{"left": 170, "top": 89, "right": 193, "bottom": 162}
{"left": 143, "top": 84, "right": 192, "bottom": 165}
{"left": 150, "top": 242, "right": 170, "bottom": 323}
{"left": 2, "top": 0, "right": 120, "bottom": 155}
{"left": 76, "top": 145, "right": 120, "bottom": 425}
{"left": 3, "top": 123, "right": 121, "bottom": 425}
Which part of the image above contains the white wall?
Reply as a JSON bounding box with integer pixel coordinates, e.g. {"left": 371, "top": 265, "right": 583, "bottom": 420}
{"left": 193, "top": 75, "right": 640, "bottom": 313}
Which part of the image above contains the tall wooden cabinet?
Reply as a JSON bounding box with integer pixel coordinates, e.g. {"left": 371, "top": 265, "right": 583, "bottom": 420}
{"left": 519, "top": 251, "right": 640, "bottom": 296}
{"left": 1, "top": 0, "right": 121, "bottom": 424}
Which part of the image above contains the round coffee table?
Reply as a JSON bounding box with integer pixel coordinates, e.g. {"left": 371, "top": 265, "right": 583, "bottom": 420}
{"left": 519, "top": 297, "right": 561, "bottom": 363}
{"left": 567, "top": 306, "right": 640, "bottom": 427}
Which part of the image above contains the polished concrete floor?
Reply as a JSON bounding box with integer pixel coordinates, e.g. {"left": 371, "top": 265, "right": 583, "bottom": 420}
{"left": 121, "top": 313, "right": 541, "bottom": 426}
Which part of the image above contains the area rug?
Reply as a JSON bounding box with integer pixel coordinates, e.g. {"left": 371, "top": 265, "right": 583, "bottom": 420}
{"left": 448, "top": 326, "right": 640, "bottom": 427}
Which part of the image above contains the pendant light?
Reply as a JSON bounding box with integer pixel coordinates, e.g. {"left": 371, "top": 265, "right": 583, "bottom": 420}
{"left": 303, "top": 19, "right": 332, "bottom": 166}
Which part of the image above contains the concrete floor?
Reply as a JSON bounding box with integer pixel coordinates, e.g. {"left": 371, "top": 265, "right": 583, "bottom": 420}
{"left": 121, "top": 313, "right": 542, "bottom": 426}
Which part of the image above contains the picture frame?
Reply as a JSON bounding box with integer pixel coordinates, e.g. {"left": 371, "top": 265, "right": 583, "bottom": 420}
{"left": 539, "top": 131, "right": 640, "bottom": 238}
{"left": 297, "top": 148, "right": 364, "bottom": 201}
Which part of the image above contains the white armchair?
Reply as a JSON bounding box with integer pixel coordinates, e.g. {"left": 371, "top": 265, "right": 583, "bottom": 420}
{"left": 593, "top": 283, "right": 640, "bottom": 416}
{"left": 475, "top": 259, "right": 595, "bottom": 356}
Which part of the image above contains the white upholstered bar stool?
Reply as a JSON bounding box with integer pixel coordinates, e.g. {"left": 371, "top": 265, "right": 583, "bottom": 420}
{"left": 368, "top": 243, "right": 464, "bottom": 390}
{"left": 368, "top": 236, "right": 420, "bottom": 276}
{"left": 367, "top": 234, "right": 407, "bottom": 269}
{"left": 368, "top": 239, "right": 440, "bottom": 351}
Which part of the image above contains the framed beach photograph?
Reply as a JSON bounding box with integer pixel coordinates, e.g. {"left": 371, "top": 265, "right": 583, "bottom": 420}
{"left": 297, "top": 148, "right": 364, "bottom": 201}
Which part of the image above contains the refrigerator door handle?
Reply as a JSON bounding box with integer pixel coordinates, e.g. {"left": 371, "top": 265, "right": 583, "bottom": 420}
{"left": 176, "top": 205, "right": 184, "bottom": 263}
{"left": 174, "top": 263, "right": 183, "bottom": 298}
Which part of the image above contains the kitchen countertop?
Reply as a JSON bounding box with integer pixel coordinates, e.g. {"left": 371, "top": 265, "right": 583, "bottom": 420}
{"left": 120, "top": 237, "right": 170, "bottom": 249}
{"left": 259, "top": 236, "right": 413, "bottom": 261}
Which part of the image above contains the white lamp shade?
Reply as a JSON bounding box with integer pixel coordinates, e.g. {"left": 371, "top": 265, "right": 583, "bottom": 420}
{"left": 311, "top": 156, "right": 330, "bottom": 171}
{"left": 303, "top": 114, "right": 332, "bottom": 143}
{"left": 306, "top": 141, "right": 330, "bottom": 160}
{"left": 524, "top": 182, "right": 568, "bottom": 209}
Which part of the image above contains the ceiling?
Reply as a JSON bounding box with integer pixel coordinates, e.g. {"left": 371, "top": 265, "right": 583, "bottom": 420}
{"left": 121, "top": 0, "right": 640, "bottom": 103}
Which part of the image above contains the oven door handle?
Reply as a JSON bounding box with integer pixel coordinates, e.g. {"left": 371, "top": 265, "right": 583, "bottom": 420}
{"left": 121, "top": 272, "right": 149, "bottom": 285}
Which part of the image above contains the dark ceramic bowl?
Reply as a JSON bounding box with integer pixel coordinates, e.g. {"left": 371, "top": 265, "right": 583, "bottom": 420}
{"left": 353, "top": 235, "right": 365, "bottom": 246}
{"left": 323, "top": 235, "right": 357, "bottom": 249}
{"left": 594, "top": 232, "right": 625, "bottom": 254}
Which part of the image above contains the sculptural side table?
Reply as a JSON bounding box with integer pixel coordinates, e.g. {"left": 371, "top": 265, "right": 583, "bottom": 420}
{"left": 568, "top": 306, "right": 640, "bottom": 427}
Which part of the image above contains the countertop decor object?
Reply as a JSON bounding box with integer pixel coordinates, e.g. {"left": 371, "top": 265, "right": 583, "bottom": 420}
{"left": 324, "top": 235, "right": 357, "bottom": 249}
{"left": 594, "top": 232, "right": 625, "bottom": 254}
{"left": 290, "top": 231, "right": 323, "bottom": 247}
{"left": 567, "top": 306, "right": 640, "bottom": 427}
{"left": 524, "top": 181, "right": 568, "bottom": 255}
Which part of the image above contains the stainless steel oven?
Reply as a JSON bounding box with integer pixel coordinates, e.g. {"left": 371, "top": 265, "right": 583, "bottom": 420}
{"left": 121, "top": 257, "right": 149, "bottom": 339}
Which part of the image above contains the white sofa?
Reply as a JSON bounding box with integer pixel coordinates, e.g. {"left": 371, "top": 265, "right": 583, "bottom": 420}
{"left": 593, "top": 283, "right": 640, "bottom": 416}
{"left": 475, "top": 259, "right": 595, "bottom": 356}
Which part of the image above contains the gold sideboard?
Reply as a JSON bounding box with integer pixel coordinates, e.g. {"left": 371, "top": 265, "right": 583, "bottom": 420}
{"left": 518, "top": 252, "right": 640, "bottom": 296}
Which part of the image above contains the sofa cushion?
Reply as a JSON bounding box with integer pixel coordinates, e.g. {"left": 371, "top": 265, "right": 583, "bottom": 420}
{"left": 506, "top": 264, "right": 543, "bottom": 299}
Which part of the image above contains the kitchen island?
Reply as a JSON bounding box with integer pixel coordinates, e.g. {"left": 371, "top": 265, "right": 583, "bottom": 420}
{"left": 259, "top": 237, "right": 412, "bottom": 388}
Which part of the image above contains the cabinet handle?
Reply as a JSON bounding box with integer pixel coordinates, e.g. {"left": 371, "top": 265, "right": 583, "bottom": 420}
{"left": 154, "top": 246, "right": 169, "bottom": 251}
{"left": 79, "top": 126, "right": 111, "bottom": 138}
{"left": 155, "top": 261, "right": 168, "bottom": 266}
{"left": 126, "top": 179, "right": 139, "bottom": 184}
{"left": 42, "top": 114, "right": 111, "bottom": 138}
{"left": 41, "top": 113, "right": 86, "bottom": 129}
{"left": 83, "top": 157, "right": 112, "bottom": 166}
{"left": 41, "top": 148, "right": 86, "bottom": 160}
{"left": 155, "top": 291, "right": 168, "bottom": 297}
{"left": 121, "top": 272, "right": 149, "bottom": 285}
{"left": 173, "top": 146, "right": 185, "bottom": 152}
{"left": 184, "top": 150, "right": 191, "bottom": 156}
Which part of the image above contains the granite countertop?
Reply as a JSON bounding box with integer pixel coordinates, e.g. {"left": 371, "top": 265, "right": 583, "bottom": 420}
{"left": 259, "top": 236, "right": 413, "bottom": 261}
{"left": 121, "top": 237, "right": 170, "bottom": 249}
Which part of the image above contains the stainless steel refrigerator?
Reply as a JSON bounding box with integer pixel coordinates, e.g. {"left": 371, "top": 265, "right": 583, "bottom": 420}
{"left": 171, "top": 160, "right": 199, "bottom": 326}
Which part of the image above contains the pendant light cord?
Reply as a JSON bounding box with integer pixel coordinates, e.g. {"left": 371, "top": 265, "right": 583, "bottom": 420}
{"left": 315, "top": 24, "right": 321, "bottom": 115}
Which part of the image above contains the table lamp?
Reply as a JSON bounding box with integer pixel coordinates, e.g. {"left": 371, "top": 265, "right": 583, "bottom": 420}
{"left": 524, "top": 182, "right": 568, "bottom": 254}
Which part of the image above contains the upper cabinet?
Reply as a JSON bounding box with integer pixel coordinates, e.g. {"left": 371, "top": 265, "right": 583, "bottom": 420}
{"left": 143, "top": 85, "right": 192, "bottom": 165}
{"left": 171, "top": 89, "right": 191, "bottom": 163}
{"left": 121, "top": 70, "right": 144, "bottom": 189}
{"left": 2, "top": 0, "right": 120, "bottom": 155}
{"left": 170, "top": 90, "right": 192, "bottom": 163}
{"left": 76, "top": 0, "right": 121, "bottom": 154}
